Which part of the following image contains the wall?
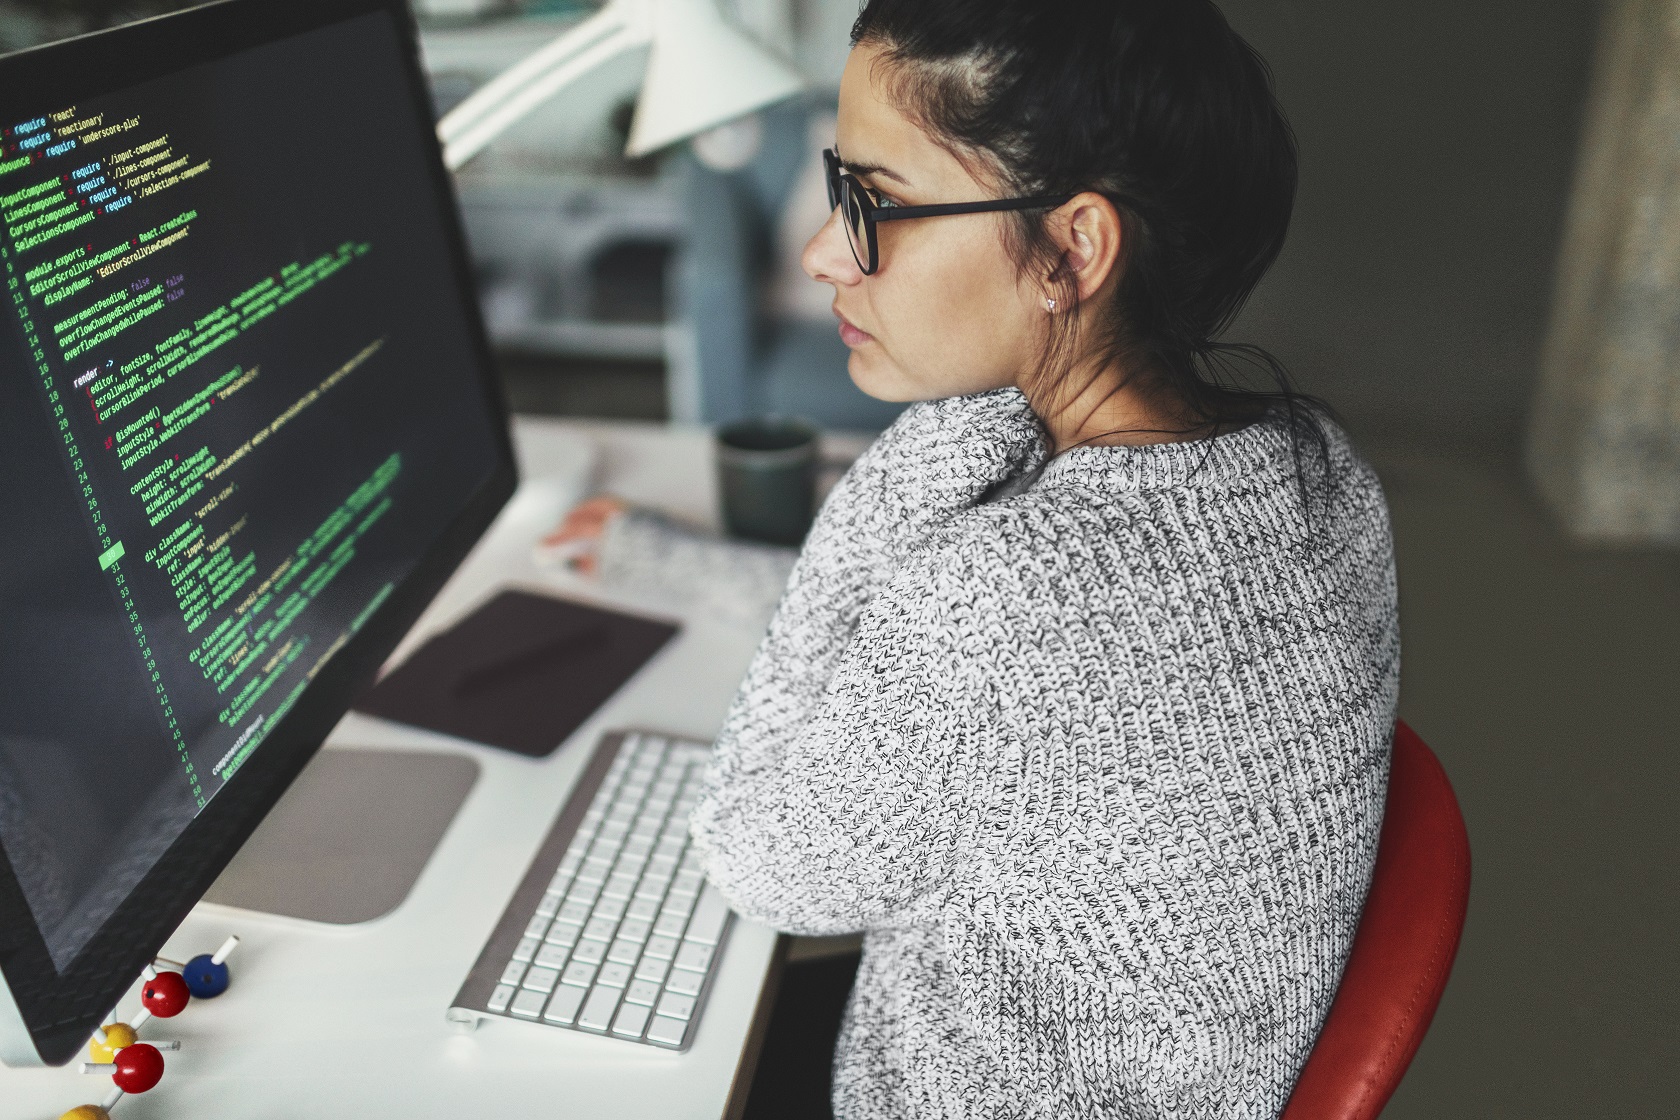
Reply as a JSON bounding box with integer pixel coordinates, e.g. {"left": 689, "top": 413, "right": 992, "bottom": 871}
{"left": 1219, "top": 0, "right": 1603, "bottom": 456}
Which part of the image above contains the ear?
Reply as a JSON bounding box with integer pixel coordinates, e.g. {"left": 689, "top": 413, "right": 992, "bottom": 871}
{"left": 1046, "top": 191, "right": 1123, "bottom": 304}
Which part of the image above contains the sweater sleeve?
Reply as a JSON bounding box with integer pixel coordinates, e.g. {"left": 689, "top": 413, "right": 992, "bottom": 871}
{"left": 593, "top": 508, "right": 797, "bottom": 627}
{"left": 688, "top": 543, "right": 979, "bottom": 936}
{"left": 692, "top": 388, "right": 1049, "bottom": 787}
{"left": 591, "top": 388, "right": 1044, "bottom": 632}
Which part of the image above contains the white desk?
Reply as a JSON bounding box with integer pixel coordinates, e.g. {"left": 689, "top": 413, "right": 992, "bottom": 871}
{"left": 0, "top": 417, "right": 802, "bottom": 1120}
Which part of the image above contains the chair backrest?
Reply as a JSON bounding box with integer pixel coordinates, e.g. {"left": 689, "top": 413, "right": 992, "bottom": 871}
{"left": 1280, "top": 720, "right": 1471, "bottom": 1120}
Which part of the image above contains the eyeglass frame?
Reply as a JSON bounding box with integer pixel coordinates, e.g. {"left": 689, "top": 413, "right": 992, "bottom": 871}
{"left": 823, "top": 148, "right": 1076, "bottom": 276}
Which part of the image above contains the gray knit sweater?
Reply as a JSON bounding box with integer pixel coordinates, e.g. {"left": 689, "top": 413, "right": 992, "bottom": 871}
{"left": 604, "top": 388, "right": 1399, "bottom": 1119}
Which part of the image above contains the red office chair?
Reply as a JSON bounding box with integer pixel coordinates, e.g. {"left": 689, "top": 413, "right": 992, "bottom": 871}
{"left": 1281, "top": 720, "right": 1471, "bottom": 1120}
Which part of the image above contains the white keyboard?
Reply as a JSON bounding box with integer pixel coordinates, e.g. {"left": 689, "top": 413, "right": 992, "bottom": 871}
{"left": 449, "top": 730, "right": 733, "bottom": 1049}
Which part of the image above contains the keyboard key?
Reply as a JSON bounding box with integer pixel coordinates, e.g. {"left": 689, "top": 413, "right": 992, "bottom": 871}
{"left": 627, "top": 897, "right": 659, "bottom": 921}
{"left": 645, "top": 1015, "right": 687, "bottom": 1047}
{"left": 545, "top": 921, "right": 581, "bottom": 948}
{"left": 535, "top": 943, "right": 570, "bottom": 969}
{"left": 500, "top": 960, "right": 528, "bottom": 987}
{"left": 606, "top": 938, "right": 642, "bottom": 965}
{"left": 656, "top": 992, "right": 696, "bottom": 1021}
{"left": 643, "top": 935, "right": 679, "bottom": 961}
{"left": 589, "top": 836, "right": 621, "bottom": 862}
{"left": 665, "top": 968, "right": 703, "bottom": 997}
{"left": 594, "top": 896, "right": 627, "bottom": 921}
{"left": 612, "top": 1001, "right": 651, "bottom": 1038}
{"left": 583, "top": 915, "right": 618, "bottom": 942}
{"left": 616, "top": 918, "right": 651, "bottom": 942}
{"left": 596, "top": 961, "right": 632, "bottom": 988}
{"left": 634, "top": 956, "right": 669, "bottom": 984}
{"left": 522, "top": 966, "right": 559, "bottom": 994}
{"left": 544, "top": 984, "right": 585, "bottom": 1025}
{"left": 670, "top": 870, "right": 704, "bottom": 896}
{"left": 565, "top": 882, "right": 600, "bottom": 906}
{"left": 633, "top": 878, "right": 669, "bottom": 903}
{"left": 599, "top": 821, "right": 629, "bottom": 842}
{"left": 685, "top": 885, "right": 730, "bottom": 946}
{"left": 510, "top": 988, "right": 548, "bottom": 1019}
{"left": 487, "top": 984, "right": 515, "bottom": 1013}
{"left": 623, "top": 837, "right": 653, "bottom": 858}
{"left": 562, "top": 961, "right": 597, "bottom": 988}
{"left": 558, "top": 850, "right": 584, "bottom": 874}
{"left": 558, "top": 899, "right": 593, "bottom": 924}
{"left": 624, "top": 979, "right": 662, "bottom": 1006}
{"left": 603, "top": 873, "right": 639, "bottom": 900}
{"left": 571, "top": 939, "right": 606, "bottom": 965}
{"left": 674, "top": 942, "right": 713, "bottom": 973}
{"left": 655, "top": 837, "right": 686, "bottom": 860}
{"left": 662, "top": 895, "right": 697, "bottom": 922}
{"left": 578, "top": 986, "right": 622, "bottom": 1031}
{"left": 512, "top": 936, "right": 539, "bottom": 963}
{"left": 576, "top": 859, "right": 611, "bottom": 885}
{"left": 653, "top": 912, "right": 688, "bottom": 938}
{"left": 534, "top": 891, "right": 562, "bottom": 918}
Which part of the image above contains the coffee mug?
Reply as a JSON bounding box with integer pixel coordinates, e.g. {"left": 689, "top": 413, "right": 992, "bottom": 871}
{"left": 715, "top": 416, "right": 819, "bottom": 546}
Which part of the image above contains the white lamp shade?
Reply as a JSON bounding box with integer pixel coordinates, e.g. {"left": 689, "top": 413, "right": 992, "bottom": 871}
{"left": 625, "top": 0, "right": 805, "bottom": 158}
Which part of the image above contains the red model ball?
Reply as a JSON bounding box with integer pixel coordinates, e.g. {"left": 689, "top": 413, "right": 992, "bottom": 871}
{"left": 139, "top": 971, "right": 190, "bottom": 1018}
{"left": 112, "top": 1043, "right": 164, "bottom": 1093}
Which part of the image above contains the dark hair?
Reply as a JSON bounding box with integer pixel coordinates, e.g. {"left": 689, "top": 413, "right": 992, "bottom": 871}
{"left": 851, "top": 0, "right": 1335, "bottom": 481}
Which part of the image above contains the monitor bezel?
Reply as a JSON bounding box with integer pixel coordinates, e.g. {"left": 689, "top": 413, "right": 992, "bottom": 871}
{"left": 0, "top": 0, "right": 517, "bottom": 1066}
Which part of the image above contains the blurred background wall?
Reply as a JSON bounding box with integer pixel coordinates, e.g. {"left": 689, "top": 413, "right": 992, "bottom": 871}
{"left": 1221, "top": 0, "right": 1600, "bottom": 459}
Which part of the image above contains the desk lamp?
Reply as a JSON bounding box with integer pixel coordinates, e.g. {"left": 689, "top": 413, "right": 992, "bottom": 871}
{"left": 436, "top": 0, "right": 805, "bottom": 171}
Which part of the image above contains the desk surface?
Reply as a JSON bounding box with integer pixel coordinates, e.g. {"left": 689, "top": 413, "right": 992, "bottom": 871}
{"left": 0, "top": 417, "right": 798, "bottom": 1120}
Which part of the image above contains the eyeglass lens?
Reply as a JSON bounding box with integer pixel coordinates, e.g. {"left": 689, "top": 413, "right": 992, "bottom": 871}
{"left": 840, "top": 185, "right": 871, "bottom": 273}
{"left": 824, "top": 150, "right": 875, "bottom": 274}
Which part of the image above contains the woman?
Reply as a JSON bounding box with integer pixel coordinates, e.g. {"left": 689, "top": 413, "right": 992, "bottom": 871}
{"left": 554, "top": 1, "right": 1399, "bottom": 1116}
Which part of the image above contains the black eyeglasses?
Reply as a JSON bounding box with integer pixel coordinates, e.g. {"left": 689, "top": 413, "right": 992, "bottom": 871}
{"left": 823, "top": 148, "right": 1074, "bottom": 275}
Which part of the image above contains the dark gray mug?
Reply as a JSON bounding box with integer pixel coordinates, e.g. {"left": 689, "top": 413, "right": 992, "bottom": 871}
{"left": 715, "top": 416, "right": 819, "bottom": 546}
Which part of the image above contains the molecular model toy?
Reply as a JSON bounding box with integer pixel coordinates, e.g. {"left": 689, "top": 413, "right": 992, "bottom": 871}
{"left": 57, "top": 936, "right": 240, "bottom": 1120}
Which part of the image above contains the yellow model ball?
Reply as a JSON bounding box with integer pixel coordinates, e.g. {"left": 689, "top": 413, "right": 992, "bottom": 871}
{"left": 87, "top": 1021, "right": 136, "bottom": 1062}
{"left": 59, "top": 1106, "right": 111, "bottom": 1120}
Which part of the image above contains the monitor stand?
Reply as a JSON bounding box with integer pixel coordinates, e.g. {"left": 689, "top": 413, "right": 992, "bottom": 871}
{"left": 202, "top": 747, "right": 479, "bottom": 924}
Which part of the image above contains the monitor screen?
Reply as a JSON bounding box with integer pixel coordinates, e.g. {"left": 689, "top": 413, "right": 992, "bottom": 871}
{"left": 0, "top": 0, "right": 514, "bottom": 1064}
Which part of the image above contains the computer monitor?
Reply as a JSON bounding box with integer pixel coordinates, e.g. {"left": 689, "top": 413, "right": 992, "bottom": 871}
{"left": 0, "top": 0, "right": 515, "bottom": 1066}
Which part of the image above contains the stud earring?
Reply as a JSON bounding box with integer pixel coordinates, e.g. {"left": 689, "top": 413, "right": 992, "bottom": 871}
{"left": 1046, "top": 297, "right": 1057, "bottom": 312}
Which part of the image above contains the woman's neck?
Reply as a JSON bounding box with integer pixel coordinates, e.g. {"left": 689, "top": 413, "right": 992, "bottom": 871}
{"left": 1022, "top": 359, "right": 1199, "bottom": 456}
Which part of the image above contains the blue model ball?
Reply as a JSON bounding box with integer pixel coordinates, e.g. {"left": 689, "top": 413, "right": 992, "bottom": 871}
{"left": 182, "top": 953, "right": 230, "bottom": 998}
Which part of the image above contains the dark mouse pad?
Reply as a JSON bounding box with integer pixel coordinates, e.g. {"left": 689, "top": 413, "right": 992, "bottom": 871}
{"left": 354, "top": 589, "right": 680, "bottom": 756}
